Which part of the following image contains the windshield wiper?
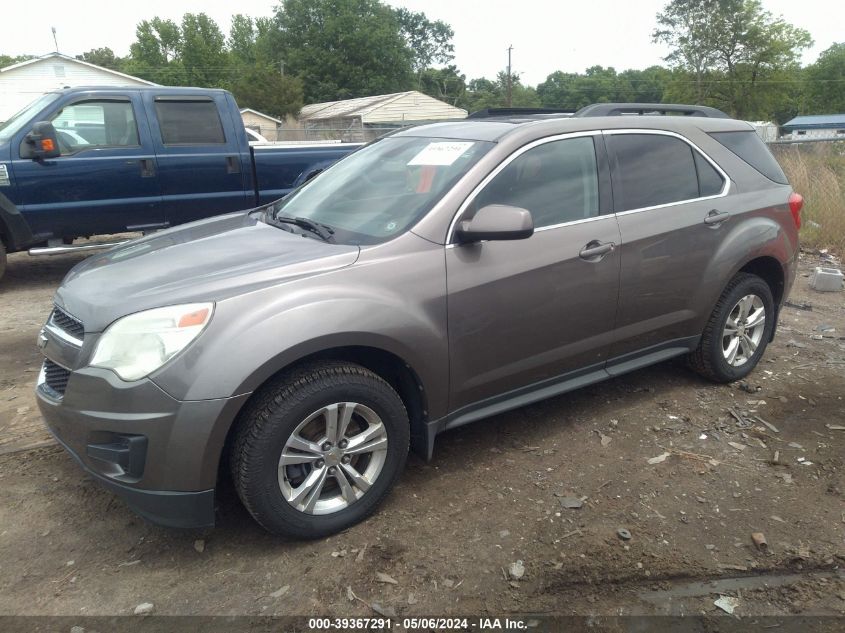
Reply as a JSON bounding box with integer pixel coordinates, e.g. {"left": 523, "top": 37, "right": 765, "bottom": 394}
{"left": 272, "top": 215, "right": 335, "bottom": 242}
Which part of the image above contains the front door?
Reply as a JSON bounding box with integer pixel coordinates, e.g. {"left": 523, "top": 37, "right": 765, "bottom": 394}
{"left": 446, "top": 134, "right": 621, "bottom": 411}
{"left": 13, "top": 94, "right": 163, "bottom": 239}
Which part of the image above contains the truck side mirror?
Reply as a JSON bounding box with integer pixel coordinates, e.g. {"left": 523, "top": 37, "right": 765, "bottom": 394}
{"left": 22, "top": 121, "right": 61, "bottom": 160}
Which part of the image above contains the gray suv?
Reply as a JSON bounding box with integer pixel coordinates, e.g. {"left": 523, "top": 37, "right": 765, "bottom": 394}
{"left": 36, "top": 103, "right": 801, "bottom": 538}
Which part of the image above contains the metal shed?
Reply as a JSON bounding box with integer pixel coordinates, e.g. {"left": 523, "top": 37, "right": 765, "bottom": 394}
{"left": 781, "top": 114, "right": 845, "bottom": 140}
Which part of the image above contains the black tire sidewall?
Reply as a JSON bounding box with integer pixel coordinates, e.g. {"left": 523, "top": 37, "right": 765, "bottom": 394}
{"left": 241, "top": 372, "right": 409, "bottom": 538}
{"left": 707, "top": 277, "right": 775, "bottom": 381}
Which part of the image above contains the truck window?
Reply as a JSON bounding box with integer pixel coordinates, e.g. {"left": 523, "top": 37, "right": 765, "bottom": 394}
{"left": 50, "top": 100, "right": 139, "bottom": 155}
{"left": 154, "top": 99, "right": 226, "bottom": 145}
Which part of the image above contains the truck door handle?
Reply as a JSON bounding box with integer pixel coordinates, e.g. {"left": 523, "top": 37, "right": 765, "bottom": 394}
{"left": 579, "top": 240, "right": 615, "bottom": 260}
{"left": 704, "top": 210, "right": 730, "bottom": 225}
{"left": 225, "top": 156, "right": 241, "bottom": 174}
{"left": 139, "top": 159, "right": 155, "bottom": 178}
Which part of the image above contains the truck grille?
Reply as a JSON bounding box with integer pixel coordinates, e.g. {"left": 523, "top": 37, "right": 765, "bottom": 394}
{"left": 49, "top": 306, "right": 84, "bottom": 342}
{"left": 43, "top": 359, "right": 71, "bottom": 397}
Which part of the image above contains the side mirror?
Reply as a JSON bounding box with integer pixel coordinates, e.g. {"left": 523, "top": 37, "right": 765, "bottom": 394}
{"left": 22, "top": 121, "right": 61, "bottom": 160}
{"left": 455, "top": 204, "right": 534, "bottom": 243}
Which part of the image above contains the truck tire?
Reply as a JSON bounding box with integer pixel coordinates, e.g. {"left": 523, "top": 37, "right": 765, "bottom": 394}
{"left": 231, "top": 361, "right": 409, "bottom": 538}
{"left": 689, "top": 273, "right": 775, "bottom": 383}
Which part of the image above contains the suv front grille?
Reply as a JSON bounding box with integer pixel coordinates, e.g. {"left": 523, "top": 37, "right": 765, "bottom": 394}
{"left": 49, "top": 306, "right": 84, "bottom": 342}
{"left": 43, "top": 359, "right": 71, "bottom": 397}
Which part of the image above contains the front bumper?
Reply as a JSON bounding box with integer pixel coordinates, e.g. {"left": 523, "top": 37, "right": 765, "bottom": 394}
{"left": 36, "top": 363, "right": 249, "bottom": 529}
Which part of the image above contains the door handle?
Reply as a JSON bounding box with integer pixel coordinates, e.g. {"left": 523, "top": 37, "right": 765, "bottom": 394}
{"left": 225, "top": 155, "right": 241, "bottom": 174}
{"left": 139, "top": 159, "right": 155, "bottom": 178}
{"left": 579, "top": 240, "right": 615, "bottom": 260}
{"left": 704, "top": 210, "right": 730, "bottom": 225}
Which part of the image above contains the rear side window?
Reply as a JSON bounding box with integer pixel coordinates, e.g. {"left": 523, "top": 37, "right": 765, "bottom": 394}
{"left": 154, "top": 99, "right": 226, "bottom": 145}
{"left": 609, "top": 134, "right": 700, "bottom": 211}
{"left": 709, "top": 131, "right": 787, "bottom": 184}
{"left": 694, "top": 152, "right": 725, "bottom": 197}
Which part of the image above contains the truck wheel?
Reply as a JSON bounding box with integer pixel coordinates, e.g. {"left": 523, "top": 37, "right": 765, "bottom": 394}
{"left": 0, "top": 239, "right": 6, "bottom": 281}
{"left": 231, "top": 361, "right": 409, "bottom": 538}
{"left": 689, "top": 273, "right": 775, "bottom": 383}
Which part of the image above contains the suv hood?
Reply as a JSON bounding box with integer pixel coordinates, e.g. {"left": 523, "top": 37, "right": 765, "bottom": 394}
{"left": 55, "top": 211, "right": 360, "bottom": 332}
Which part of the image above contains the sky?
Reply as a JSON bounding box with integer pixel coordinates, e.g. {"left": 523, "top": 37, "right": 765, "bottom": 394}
{"left": 0, "top": 0, "right": 839, "bottom": 86}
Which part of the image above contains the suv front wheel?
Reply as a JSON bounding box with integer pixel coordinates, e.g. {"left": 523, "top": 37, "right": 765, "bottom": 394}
{"left": 689, "top": 272, "right": 775, "bottom": 383}
{"left": 231, "top": 362, "right": 410, "bottom": 538}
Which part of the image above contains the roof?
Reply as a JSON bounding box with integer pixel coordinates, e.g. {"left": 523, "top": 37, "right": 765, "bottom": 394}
{"left": 0, "top": 52, "right": 157, "bottom": 86}
{"left": 240, "top": 108, "right": 283, "bottom": 124}
{"left": 299, "top": 91, "right": 467, "bottom": 123}
{"left": 782, "top": 114, "right": 845, "bottom": 130}
{"left": 394, "top": 113, "right": 750, "bottom": 143}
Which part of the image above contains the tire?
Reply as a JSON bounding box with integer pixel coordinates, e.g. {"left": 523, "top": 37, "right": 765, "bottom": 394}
{"left": 689, "top": 272, "right": 775, "bottom": 383}
{"left": 0, "top": 239, "right": 6, "bottom": 282}
{"left": 230, "top": 361, "right": 409, "bottom": 538}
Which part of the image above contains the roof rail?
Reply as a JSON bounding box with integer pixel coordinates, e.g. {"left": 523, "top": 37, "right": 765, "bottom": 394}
{"left": 468, "top": 107, "right": 575, "bottom": 119}
{"left": 574, "top": 103, "right": 730, "bottom": 119}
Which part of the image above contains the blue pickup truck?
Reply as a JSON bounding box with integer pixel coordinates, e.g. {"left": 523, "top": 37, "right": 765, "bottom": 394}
{"left": 0, "top": 86, "right": 361, "bottom": 279}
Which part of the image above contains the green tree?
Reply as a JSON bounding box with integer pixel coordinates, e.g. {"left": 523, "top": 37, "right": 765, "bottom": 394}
{"left": 270, "top": 0, "right": 414, "bottom": 103}
{"left": 76, "top": 48, "right": 123, "bottom": 70}
{"left": 229, "top": 66, "right": 304, "bottom": 119}
{"left": 654, "top": 0, "right": 812, "bottom": 119}
{"left": 125, "top": 17, "right": 186, "bottom": 84}
{"left": 393, "top": 8, "right": 455, "bottom": 87}
{"left": 804, "top": 43, "right": 845, "bottom": 113}
{"left": 419, "top": 65, "right": 466, "bottom": 107}
{"left": 180, "top": 13, "right": 229, "bottom": 87}
{"left": 0, "top": 54, "right": 35, "bottom": 68}
{"left": 464, "top": 72, "right": 540, "bottom": 112}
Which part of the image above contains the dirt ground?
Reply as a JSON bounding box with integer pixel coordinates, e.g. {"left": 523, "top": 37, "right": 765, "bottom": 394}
{"left": 0, "top": 247, "right": 843, "bottom": 622}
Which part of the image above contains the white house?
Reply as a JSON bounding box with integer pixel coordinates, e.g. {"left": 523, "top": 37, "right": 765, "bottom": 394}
{"left": 0, "top": 53, "right": 157, "bottom": 122}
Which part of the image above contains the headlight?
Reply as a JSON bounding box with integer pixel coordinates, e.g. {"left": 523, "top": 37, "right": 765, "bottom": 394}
{"left": 90, "top": 303, "right": 213, "bottom": 381}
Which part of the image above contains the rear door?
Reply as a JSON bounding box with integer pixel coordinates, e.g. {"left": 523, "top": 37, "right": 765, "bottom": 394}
{"left": 144, "top": 92, "right": 251, "bottom": 226}
{"left": 605, "top": 130, "right": 729, "bottom": 361}
{"left": 12, "top": 92, "right": 163, "bottom": 238}
{"left": 446, "top": 133, "right": 621, "bottom": 411}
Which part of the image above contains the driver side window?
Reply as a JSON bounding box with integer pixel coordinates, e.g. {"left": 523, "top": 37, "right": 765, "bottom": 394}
{"left": 50, "top": 100, "right": 140, "bottom": 155}
{"left": 470, "top": 136, "right": 600, "bottom": 228}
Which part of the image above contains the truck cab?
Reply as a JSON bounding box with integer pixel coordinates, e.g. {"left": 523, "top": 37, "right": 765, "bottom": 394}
{"left": 0, "top": 86, "right": 360, "bottom": 279}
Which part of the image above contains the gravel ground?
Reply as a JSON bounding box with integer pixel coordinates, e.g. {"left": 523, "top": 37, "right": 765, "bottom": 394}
{"left": 0, "top": 247, "right": 843, "bottom": 621}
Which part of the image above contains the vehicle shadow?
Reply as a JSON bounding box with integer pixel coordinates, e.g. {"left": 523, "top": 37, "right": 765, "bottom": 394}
{"left": 0, "top": 251, "right": 91, "bottom": 293}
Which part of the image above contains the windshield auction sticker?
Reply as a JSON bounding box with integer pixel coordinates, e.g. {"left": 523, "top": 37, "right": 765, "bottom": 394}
{"left": 408, "top": 142, "right": 474, "bottom": 166}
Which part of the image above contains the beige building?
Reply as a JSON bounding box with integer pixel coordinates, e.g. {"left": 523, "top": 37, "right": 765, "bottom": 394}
{"left": 240, "top": 108, "right": 284, "bottom": 141}
{"left": 297, "top": 91, "right": 467, "bottom": 142}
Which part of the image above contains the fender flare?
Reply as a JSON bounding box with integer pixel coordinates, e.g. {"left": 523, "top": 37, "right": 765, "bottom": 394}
{"left": 0, "top": 193, "right": 36, "bottom": 251}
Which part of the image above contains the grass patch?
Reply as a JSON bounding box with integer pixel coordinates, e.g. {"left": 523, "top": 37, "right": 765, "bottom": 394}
{"left": 772, "top": 142, "right": 845, "bottom": 255}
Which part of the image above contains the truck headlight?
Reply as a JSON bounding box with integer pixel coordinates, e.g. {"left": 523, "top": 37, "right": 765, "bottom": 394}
{"left": 90, "top": 303, "right": 214, "bottom": 381}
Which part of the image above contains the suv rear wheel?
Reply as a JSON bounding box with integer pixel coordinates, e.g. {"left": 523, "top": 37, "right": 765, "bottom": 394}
{"left": 689, "top": 273, "right": 775, "bottom": 382}
{"left": 231, "top": 361, "right": 409, "bottom": 538}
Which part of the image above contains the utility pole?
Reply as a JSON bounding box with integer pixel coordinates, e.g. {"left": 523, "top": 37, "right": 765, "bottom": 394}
{"left": 51, "top": 27, "right": 59, "bottom": 53}
{"left": 506, "top": 45, "right": 513, "bottom": 107}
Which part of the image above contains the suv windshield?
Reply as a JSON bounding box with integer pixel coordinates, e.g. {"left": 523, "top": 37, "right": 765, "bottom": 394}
{"left": 0, "top": 93, "right": 60, "bottom": 143}
{"left": 270, "top": 136, "right": 493, "bottom": 244}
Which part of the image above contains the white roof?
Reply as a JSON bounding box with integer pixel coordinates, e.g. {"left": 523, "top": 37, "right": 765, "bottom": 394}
{"left": 0, "top": 52, "right": 157, "bottom": 85}
{"left": 300, "top": 91, "right": 467, "bottom": 124}
{"left": 240, "top": 108, "right": 283, "bottom": 124}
